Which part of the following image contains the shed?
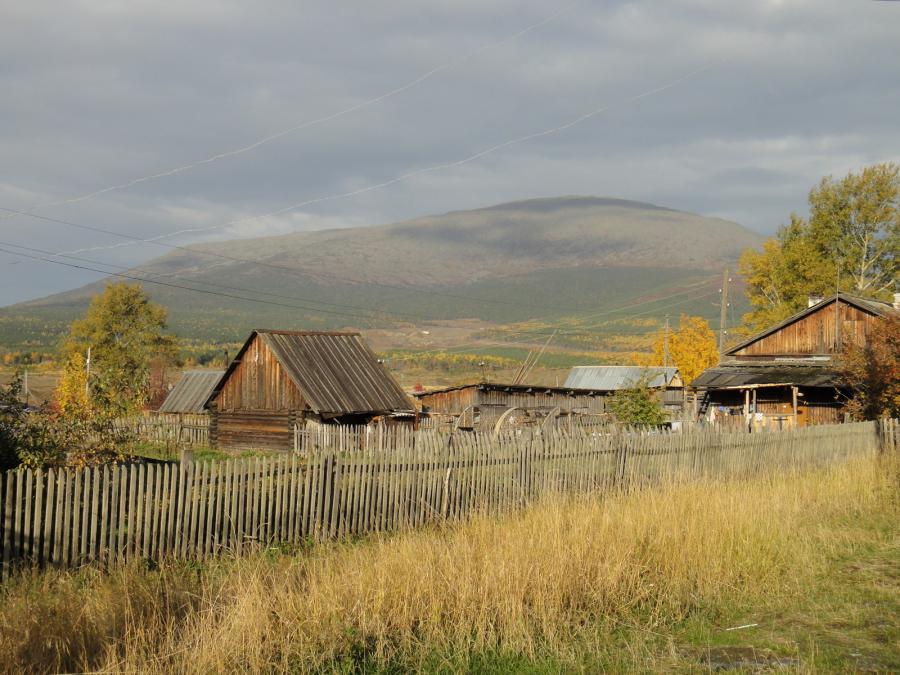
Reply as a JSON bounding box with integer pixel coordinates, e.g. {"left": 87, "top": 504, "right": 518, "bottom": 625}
{"left": 415, "top": 382, "right": 608, "bottom": 430}
{"left": 693, "top": 293, "right": 898, "bottom": 428}
{"left": 158, "top": 370, "right": 224, "bottom": 414}
{"left": 206, "top": 330, "right": 413, "bottom": 451}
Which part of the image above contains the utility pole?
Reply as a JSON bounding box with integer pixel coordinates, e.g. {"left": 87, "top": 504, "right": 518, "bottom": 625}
{"left": 85, "top": 347, "right": 91, "bottom": 399}
{"left": 834, "top": 264, "right": 842, "bottom": 354}
{"left": 718, "top": 268, "right": 730, "bottom": 361}
{"left": 663, "top": 315, "right": 670, "bottom": 370}
{"left": 23, "top": 368, "right": 29, "bottom": 407}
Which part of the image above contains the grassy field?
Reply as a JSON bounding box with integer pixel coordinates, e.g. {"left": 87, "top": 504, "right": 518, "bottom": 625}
{"left": 0, "top": 454, "right": 896, "bottom": 673}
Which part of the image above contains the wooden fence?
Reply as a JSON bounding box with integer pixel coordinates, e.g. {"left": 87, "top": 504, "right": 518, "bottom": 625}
{"left": 114, "top": 413, "right": 210, "bottom": 446}
{"left": 1, "top": 419, "right": 896, "bottom": 578}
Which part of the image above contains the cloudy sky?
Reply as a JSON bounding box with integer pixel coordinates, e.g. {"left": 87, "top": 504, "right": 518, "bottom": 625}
{"left": 0, "top": 0, "right": 898, "bottom": 305}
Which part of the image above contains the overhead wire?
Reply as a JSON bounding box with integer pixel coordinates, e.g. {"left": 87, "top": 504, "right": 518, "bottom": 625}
{"left": 0, "top": 205, "right": 718, "bottom": 317}
{"left": 0, "top": 238, "right": 726, "bottom": 343}
{"left": 62, "top": 58, "right": 720, "bottom": 258}
{"left": 0, "top": 2, "right": 579, "bottom": 223}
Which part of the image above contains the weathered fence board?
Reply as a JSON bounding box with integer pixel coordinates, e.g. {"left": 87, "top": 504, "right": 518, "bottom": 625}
{"left": 0, "top": 419, "right": 896, "bottom": 578}
{"left": 114, "top": 413, "right": 210, "bottom": 447}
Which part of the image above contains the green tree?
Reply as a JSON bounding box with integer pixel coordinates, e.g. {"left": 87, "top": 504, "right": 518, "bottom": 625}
{"left": 64, "top": 282, "right": 177, "bottom": 415}
{"left": 608, "top": 382, "right": 667, "bottom": 426}
{"left": 739, "top": 163, "right": 899, "bottom": 333}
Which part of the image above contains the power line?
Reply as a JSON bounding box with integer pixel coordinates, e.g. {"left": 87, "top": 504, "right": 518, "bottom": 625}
{"left": 59, "top": 58, "right": 721, "bottom": 256}
{"left": 0, "top": 205, "right": 721, "bottom": 317}
{"left": 0, "top": 3, "right": 578, "bottom": 223}
{"left": 0, "top": 239, "right": 442, "bottom": 321}
{"left": 0, "top": 239, "right": 726, "bottom": 344}
{"left": 0, "top": 244, "right": 395, "bottom": 321}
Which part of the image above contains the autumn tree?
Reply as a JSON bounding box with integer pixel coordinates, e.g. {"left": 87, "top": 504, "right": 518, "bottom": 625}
{"left": 55, "top": 351, "right": 90, "bottom": 415}
{"left": 740, "top": 163, "right": 899, "bottom": 332}
{"left": 63, "top": 282, "right": 177, "bottom": 416}
{"left": 840, "top": 315, "right": 900, "bottom": 420}
{"left": 634, "top": 314, "right": 719, "bottom": 385}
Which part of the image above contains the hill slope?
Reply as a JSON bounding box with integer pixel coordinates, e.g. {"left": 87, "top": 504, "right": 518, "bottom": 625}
{"left": 0, "top": 197, "right": 762, "bottom": 347}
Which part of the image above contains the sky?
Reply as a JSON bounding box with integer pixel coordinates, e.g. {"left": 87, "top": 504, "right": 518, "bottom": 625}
{"left": 0, "top": 0, "right": 898, "bottom": 305}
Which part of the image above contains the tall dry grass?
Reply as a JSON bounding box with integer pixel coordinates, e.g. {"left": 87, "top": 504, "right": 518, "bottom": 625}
{"left": 0, "top": 455, "right": 896, "bottom": 673}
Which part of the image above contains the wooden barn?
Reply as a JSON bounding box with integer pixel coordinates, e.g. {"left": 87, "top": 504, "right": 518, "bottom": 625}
{"left": 415, "top": 382, "right": 609, "bottom": 431}
{"left": 693, "top": 293, "right": 898, "bottom": 429}
{"left": 205, "top": 330, "right": 414, "bottom": 451}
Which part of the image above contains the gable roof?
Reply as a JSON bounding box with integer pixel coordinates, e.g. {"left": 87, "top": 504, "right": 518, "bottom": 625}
{"left": 563, "top": 366, "right": 680, "bottom": 390}
{"left": 158, "top": 370, "right": 224, "bottom": 414}
{"left": 208, "top": 330, "right": 413, "bottom": 415}
{"left": 725, "top": 292, "right": 897, "bottom": 357}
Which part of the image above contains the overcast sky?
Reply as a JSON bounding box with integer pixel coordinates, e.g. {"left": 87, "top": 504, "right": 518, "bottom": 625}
{"left": 0, "top": 0, "right": 898, "bottom": 305}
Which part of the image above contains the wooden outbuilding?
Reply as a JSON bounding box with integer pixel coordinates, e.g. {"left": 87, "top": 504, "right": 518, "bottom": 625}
{"left": 158, "top": 370, "right": 224, "bottom": 415}
{"left": 205, "top": 330, "right": 413, "bottom": 451}
{"left": 693, "top": 293, "right": 898, "bottom": 429}
{"left": 415, "top": 382, "right": 608, "bottom": 431}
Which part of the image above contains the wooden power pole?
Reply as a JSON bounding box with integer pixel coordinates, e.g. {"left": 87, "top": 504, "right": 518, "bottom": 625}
{"left": 663, "top": 315, "right": 670, "bottom": 370}
{"left": 718, "top": 268, "right": 729, "bottom": 361}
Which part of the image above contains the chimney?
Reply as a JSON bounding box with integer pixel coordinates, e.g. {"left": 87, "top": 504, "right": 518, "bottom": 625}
{"left": 807, "top": 294, "right": 823, "bottom": 308}
{"left": 894, "top": 292, "right": 900, "bottom": 311}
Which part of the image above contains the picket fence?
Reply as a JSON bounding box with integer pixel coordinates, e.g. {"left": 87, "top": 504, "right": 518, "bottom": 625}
{"left": 113, "top": 413, "right": 210, "bottom": 446}
{"left": 0, "top": 419, "right": 896, "bottom": 578}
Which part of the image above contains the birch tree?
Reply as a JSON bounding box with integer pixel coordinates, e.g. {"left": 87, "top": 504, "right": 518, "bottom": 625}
{"left": 739, "top": 163, "right": 898, "bottom": 333}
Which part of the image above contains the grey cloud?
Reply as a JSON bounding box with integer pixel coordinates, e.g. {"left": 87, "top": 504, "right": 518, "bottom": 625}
{"left": 0, "top": 0, "right": 898, "bottom": 304}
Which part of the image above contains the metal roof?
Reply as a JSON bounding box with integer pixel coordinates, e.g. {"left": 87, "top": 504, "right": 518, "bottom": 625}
{"left": 692, "top": 362, "right": 840, "bottom": 389}
{"left": 726, "top": 292, "right": 897, "bottom": 356}
{"left": 563, "top": 366, "right": 679, "bottom": 390}
{"left": 158, "top": 370, "right": 224, "bottom": 414}
{"left": 210, "top": 330, "right": 413, "bottom": 415}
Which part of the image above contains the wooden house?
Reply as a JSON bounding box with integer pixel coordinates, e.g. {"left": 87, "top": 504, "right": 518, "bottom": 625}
{"left": 693, "top": 293, "right": 898, "bottom": 428}
{"left": 205, "top": 330, "right": 413, "bottom": 451}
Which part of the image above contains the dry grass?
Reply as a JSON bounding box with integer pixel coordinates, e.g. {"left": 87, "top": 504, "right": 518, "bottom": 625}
{"left": 0, "top": 455, "right": 896, "bottom": 673}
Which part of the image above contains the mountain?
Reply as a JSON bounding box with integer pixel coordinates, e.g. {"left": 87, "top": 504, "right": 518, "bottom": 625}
{"left": 0, "top": 197, "right": 763, "bottom": 348}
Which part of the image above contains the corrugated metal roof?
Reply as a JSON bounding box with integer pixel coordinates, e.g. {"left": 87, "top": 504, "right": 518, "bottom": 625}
{"left": 564, "top": 366, "right": 679, "bottom": 390}
{"left": 692, "top": 362, "right": 839, "bottom": 388}
{"left": 159, "top": 370, "right": 224, "bottom": 413}
{"left": 232, "top": 330, "right": 413, "bottom": 415}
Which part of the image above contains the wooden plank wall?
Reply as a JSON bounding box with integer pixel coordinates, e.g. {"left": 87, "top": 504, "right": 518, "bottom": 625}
{"left": 733, "top": 301, "right": 882, "bottom": 357}
{"left": 215, "top": 334, "right": 305, "bottom": 412}
{"left": 0, "top": 419, "right": 894, "bottom": 579}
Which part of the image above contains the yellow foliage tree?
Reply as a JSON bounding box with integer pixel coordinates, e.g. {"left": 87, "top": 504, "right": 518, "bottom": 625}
{"left": 632, "top": 315, "right": 719, "bottom": 385}
{"left": 55, "top": 352, "right": 91, "bottom": 416}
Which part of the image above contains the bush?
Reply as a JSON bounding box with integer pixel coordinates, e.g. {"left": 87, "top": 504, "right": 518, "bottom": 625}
{"left": 0, "top": 376, "right": 130, "bottom": 469}
{"left": 608, "top": 381, "right": 667, "bottom": 426}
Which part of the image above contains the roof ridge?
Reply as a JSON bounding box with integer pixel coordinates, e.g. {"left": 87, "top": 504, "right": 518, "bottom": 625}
{"left": 253, "top": 328, "right": 361, "bottom": 336}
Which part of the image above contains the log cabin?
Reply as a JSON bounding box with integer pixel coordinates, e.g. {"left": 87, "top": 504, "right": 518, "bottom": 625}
{"left": 205, "top": 330, "right": 413, "bottom": 451}
{"left": 693, "top": 293, "right": 898, "bottom": 429}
